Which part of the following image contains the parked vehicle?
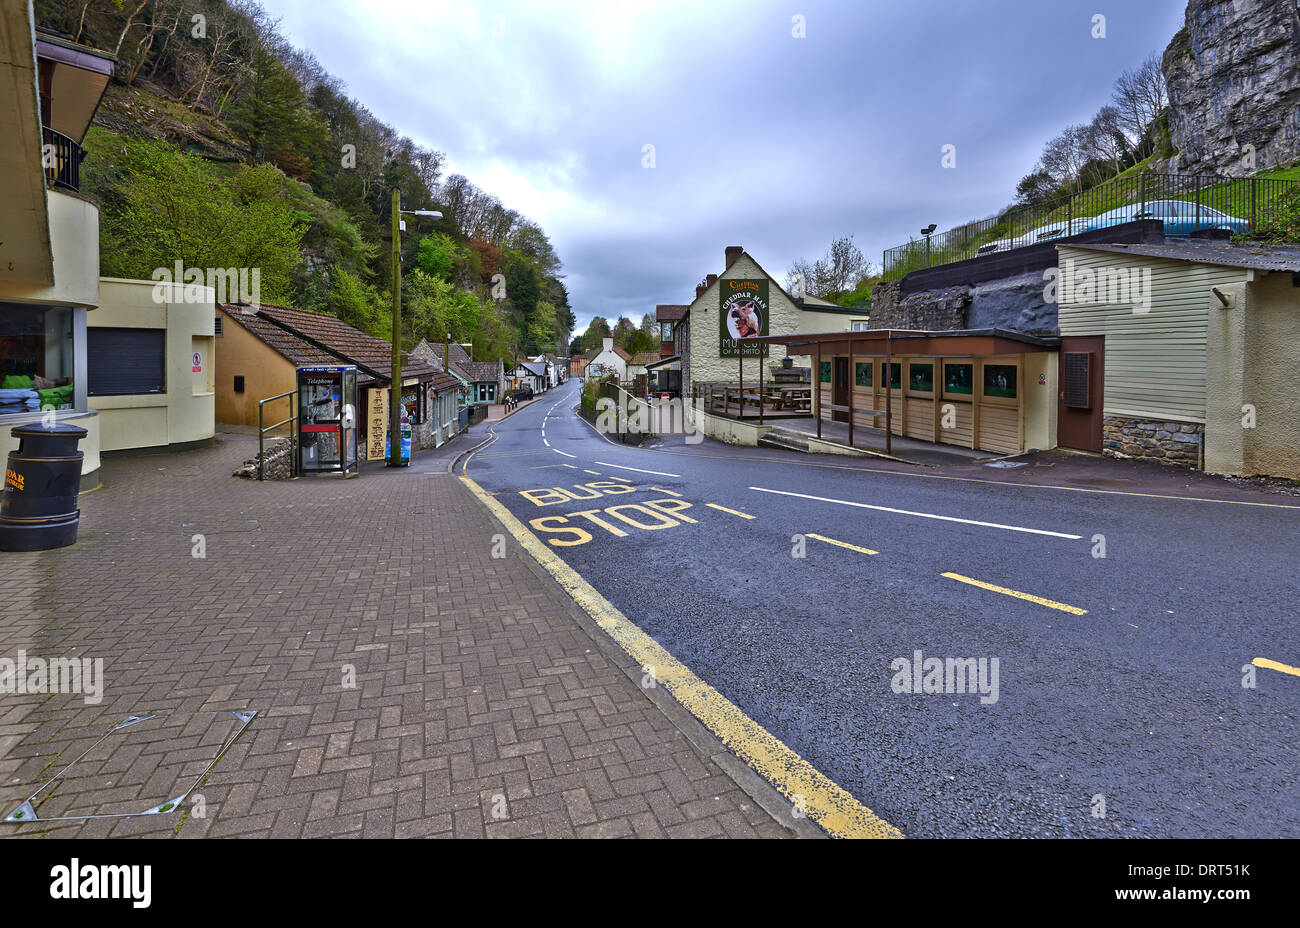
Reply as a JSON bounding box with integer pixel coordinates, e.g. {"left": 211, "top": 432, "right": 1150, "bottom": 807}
{"left": 1083, "top": 199, "right": 1250, "bottom": 236}
{"left": 973, "top": 200, "right": 1247, "bottom": 257}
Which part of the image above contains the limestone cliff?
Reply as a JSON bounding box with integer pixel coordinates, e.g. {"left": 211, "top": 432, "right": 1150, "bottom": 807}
{"left": 1163, "top": 0, "right": 1300, "bottom": 174}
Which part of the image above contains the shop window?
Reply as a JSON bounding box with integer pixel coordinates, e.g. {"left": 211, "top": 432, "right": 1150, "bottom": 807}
{"left": 883, "top": 362, "right": 901, "bottom": 389}
{"left": 402, "top": 385, "right": 423, "bottom": 424}
{"left": 909, "top": 363, "right": 934, "bottom": 393}
{"left": 943, "top": 363, "right": 973, "bottom": 396}
{"left": 983, "top": 364, "right": 1018, "bottom": 399}
{"left": 88, "top": 327, "right": 164, "bottom": 397}
{"left": 855, "top": 362, "right": 872, "bottom": 387}
{"left": 819, "top": 361, "right": 831, "bottom": 383}
{"left": 1, "top": 305, "right": 76, "bottom": 414}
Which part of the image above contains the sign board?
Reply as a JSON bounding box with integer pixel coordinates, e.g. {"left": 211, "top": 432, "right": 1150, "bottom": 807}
{"left": 191, "top": 351, "right": 203, "bottom": 373}
{"left": 366, "top": 388, "right": 388, "bottom": 461}
{"left": 384, "top": 409, "right": 412, "bottom": 464}
{"left": 719, "top": 278, "right": 768, "bottom": 357}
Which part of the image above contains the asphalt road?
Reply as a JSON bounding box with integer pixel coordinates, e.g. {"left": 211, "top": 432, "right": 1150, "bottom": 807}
{"left": 464, "top": 379, "right": 1300, "bottom": 838}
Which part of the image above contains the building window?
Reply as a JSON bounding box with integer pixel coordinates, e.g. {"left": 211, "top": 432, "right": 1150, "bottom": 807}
{"left": 87, "top": 327, "right": 165, "bottom": 396}
{"left": 1, "top": 304, "right": 76, "bottom": 414}
{"left": 943, "top": 363, "right": 973, "bottom": 396}
{"left": 402, "top": 385, "right": 424, "bottom": 424}
{"left": 983, "top": 364, "right": 1017, "bottom": 399}
{"left": 850, "top": 320, "right": 870, "bottom": 331}
{"left": 660, "top": 321, "right": 673, "bottom": 340}
{"left": 855, "top": 362, "right": 872, "bottom": 387}
{"left": 819, "top": 361, "right": 831, "bottom": 383}
{"left": 234, "top": 375, "right": 245, "bottom": 394}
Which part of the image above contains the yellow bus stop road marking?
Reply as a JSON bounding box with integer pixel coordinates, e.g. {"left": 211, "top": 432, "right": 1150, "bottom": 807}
{"left": 942, "top": 572, "right": 1088, "bottom": 615}
{"left": 461, "top": 475, "right": 901, "bottom": 839}
{"left": 1252, "top": 657, "right": 1300, "bottom": 678}
{"left": 806, "top": 533, "right": 878, "bottom": 556}
{"left": 706, "top": 503, "right": 755, "bottom": 520}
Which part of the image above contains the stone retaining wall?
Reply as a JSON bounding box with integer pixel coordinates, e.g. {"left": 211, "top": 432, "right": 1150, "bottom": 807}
{"left": 1103, "top": 415, "right": 1203, "bottom": 468}
{"left": 235, "top": 436, "right": 296, "bottom": 479}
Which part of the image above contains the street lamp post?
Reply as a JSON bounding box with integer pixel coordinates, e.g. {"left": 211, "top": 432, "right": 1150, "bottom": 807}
{"left": 921, "top": 223, "right": 937, "bottom": 268}
{"left": 388, "top": 193, "right": 442, "bottom": 467}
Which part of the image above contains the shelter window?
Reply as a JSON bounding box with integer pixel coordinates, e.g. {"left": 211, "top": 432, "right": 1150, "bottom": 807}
{"left": 983, "top": 364, "right": 1017, "bottom": 399}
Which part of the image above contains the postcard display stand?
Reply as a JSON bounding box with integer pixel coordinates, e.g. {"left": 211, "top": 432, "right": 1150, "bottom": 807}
{"left": 296, "top": 365, "right": 358, "bottom": 476}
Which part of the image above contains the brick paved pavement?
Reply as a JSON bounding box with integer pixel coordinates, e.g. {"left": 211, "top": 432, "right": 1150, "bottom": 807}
{"left": 0, "top": 432, "right": 795, "bottom": 838}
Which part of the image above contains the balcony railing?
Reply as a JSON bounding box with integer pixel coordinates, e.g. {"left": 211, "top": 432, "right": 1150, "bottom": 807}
{"left": 42, "top": 126, "right": 83, "bottom": 192}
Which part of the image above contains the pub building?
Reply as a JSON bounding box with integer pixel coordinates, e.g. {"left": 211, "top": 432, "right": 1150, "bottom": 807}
{"left": 673, "top": 246, "right": 1057, "bottom": 457}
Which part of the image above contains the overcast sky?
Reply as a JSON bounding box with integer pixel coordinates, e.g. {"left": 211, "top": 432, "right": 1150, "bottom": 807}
{"left": 260, "top": 0, "right": 1187, "bottom": 334}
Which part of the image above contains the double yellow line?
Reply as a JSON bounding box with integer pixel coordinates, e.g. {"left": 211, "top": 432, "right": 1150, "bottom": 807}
{"left": 461, "top": 475, "right": 902, "bottom": 839}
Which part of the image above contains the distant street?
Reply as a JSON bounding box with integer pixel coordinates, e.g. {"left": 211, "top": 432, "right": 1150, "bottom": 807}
{"left": 465, "top": 379, "right": 1300, "bottom": 838}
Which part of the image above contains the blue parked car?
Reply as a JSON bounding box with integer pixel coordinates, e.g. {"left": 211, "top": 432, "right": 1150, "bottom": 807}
{"left": 1083, "top": 199, "right": 1250, "bottom": 237}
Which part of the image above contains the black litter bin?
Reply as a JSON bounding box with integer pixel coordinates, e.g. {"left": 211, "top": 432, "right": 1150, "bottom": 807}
{"left": 0, "top": 421, "right": 88, "bottom": 551}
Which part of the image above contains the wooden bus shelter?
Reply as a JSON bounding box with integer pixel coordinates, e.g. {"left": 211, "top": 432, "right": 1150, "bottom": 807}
{"left": 739, "top": 328, "right": 1060, "bottom": 456}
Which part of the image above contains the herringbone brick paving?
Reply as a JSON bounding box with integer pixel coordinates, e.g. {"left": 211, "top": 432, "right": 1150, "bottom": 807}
{"left": 0, "top": 433, "right": 791, "bottom": 838}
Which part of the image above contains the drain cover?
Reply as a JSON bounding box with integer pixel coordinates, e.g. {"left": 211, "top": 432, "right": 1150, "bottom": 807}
{"left": 3, "top": 709, "right": 256, "bottom": 824}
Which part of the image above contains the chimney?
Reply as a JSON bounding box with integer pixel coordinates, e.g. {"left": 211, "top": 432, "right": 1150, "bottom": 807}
{"left": 695, "top": 283, "right": 706, "bottom": 298}
{"left": 706, "top": 274, "right": 718, "bottom": 288}
{"left": 602, "top": 336, "right": 613, "bottom": 352}
{"left": 724, "top": 245, "right": 743, "bottom": 268}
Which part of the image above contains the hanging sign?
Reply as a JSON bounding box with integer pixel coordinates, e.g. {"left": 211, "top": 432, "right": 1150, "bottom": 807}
{"left": 719, "top": 278, "right": 768, "bottom": 357}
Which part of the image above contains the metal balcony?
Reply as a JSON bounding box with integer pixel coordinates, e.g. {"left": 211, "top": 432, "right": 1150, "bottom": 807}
{"left": 42, "top": 126, "right": 82, "bottom": 192}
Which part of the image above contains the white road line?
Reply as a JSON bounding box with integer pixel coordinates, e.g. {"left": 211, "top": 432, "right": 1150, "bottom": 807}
{"left": 542, "top": 437, "right": 551, "bottom": 447}
{"left": 748, "top": 486, "right": 1082, "bottom": 539}
{"left": 594, "top": 461, "right": 681, "bottom": 477}
{"left": 553, "top": 449, "right": 576, "bottom": 458}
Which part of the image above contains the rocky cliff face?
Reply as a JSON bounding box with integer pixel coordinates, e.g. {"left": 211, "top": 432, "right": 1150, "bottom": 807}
{"left": 1163, "top": 0, "right": 1300, "bottom": 174}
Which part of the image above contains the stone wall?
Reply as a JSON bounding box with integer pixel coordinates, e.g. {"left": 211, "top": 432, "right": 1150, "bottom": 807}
{"left": 1103, "top": 415, "right": 1203, "bottom": 468}
{"left": 968, "top": 271, "right": 1058, "bottom": 334}
{"left": 234, "top": 436, "right": 296, "bottom": 479}
{"left": 868, "top": 280, "right": 969, "bottom": 330}
{"left": 1164, "top": 1, "right": 1300, "bottom": 174}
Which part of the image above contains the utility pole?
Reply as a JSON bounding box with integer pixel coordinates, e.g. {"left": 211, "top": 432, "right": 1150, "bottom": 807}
{"left": 389, "top": 188, "right": 403, "bottom": 467}
{"left": 387, "top": 195, "right": 442, "bottom": 468}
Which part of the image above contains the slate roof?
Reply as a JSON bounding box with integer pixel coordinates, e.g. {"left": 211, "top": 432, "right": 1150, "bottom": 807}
{"left": 415, "top": 341, "right": 504, "bottom": 384}
{"left": 464, "top": 360, "right": 504, "bottom": 382}
{"left": 221, "top": 303, "right": 458, "bottom": 391}
{"left": 219, "top": 306, "right": 368, "bottom": 379}
{"left": 584, "top": 344, "right": 631, "bottom": 362}
{"left": 628, "top": 351, "right": 660, "bottom": 367}
{"left": 655, "top": 304, "right": 687, "bottom": 322}
{"left": 1061, "top": 241, "right": 1300, "bottom": 272}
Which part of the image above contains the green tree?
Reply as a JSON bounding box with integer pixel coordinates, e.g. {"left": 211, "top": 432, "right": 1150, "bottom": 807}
{"left": 406, "top": 270, "right": 479, "bottom": 347}
{"left": 415, "top": 232, "right": 456, "bottom": 280}
{"left": 326, "top": 267, "right": 391, "bottom": 339}
{"left": 100, "top": 138, "right": 306, "bottom": 304}
{"left": 528, "top": 300, "right": 557, "bottom": 354}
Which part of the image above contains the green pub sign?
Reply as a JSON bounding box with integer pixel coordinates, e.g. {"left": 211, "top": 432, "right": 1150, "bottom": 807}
{"left": 719, "top": 278, "right": 769, "bottom": 358}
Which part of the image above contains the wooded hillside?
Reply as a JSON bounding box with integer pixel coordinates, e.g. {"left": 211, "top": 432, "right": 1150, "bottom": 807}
{"left": 37, "top": 0, "right": 573, "bottom": 362}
